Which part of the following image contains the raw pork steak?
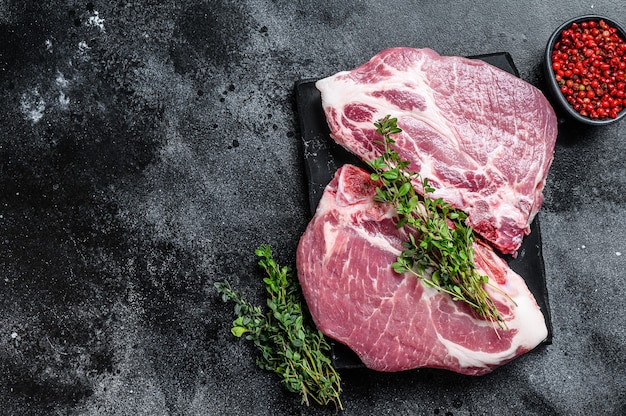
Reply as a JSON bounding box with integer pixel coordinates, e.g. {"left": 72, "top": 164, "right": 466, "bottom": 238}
{"left": 296, "top": 164, "right": 548, "bottom": 375}
{"left": 316, "top": 47, "right": 558, "bottom": 256}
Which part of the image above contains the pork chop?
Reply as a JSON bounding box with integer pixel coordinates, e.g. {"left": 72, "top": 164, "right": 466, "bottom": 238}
{"left": 296, "top": 164, "right": 548, "bottom": 375}
{"left": 315, "top": 47, "right": 558, "bottom": 256}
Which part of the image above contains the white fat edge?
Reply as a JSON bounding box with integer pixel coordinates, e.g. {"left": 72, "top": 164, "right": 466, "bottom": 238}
{"left": 433, "top": 259, "right": 547, "bottom": 370}
{"left": 504, "top": 281, "right": 548, "bottom": 345}
{"left": 436, "top": 334, "right": 509, "bottom": 370}
{"left": 315, "top": 71, "right": 349, "bottom": 91}
{"left": 434, "top": 300, "right": 547, "bottom": 370}
{"left": 479, "top": 255, "right": 547, "bottom": 336}
{"left": 498, "top": 264, "right": 547, "bottom": 340}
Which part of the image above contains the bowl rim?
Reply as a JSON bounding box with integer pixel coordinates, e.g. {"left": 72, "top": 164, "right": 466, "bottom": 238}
{"left": 544, "top": 14, "right": 626, "bottom": 125}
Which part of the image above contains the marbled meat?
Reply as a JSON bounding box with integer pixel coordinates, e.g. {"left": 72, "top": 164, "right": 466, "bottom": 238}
{"left": 315, "top": 47, "right": 558, "bottom": 256}
{"left": 296, "top": 164, "right": 548, "bottom": 375}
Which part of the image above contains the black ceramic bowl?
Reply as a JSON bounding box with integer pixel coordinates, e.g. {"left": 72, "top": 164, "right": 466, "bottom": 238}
{"left": 544, "top": 15, "right": 626, "bottom": 125}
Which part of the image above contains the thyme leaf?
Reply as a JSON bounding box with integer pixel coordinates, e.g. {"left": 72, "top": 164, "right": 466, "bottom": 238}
{"left": 215, "top": 245, "right": 343, "bottom": 410}
{"left": 368, "top": 115, "right": 510, "bottom": 330}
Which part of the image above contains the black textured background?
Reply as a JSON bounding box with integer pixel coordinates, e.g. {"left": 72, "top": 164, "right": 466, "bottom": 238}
{"left": 1, "top": 1, "right": 625, "bottom": 415}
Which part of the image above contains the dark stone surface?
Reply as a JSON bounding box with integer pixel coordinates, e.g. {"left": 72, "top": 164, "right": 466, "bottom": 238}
{"left": 1, "top": 1, "right": 625, "bottom": 415}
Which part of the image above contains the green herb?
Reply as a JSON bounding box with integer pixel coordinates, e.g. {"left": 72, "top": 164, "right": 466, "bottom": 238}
{"left": 215, "top": 245, "right": 342, "bottom": 410}
{"left": 368, "top": 115, "right": 511, "bottom": 330}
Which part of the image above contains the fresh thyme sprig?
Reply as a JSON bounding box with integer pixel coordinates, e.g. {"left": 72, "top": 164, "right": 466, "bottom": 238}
{"left": 215, "top": 245, "right": 343, "bottom": 410}
{"left": 368, "top": 115, "right": 509, "bottom": 330}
